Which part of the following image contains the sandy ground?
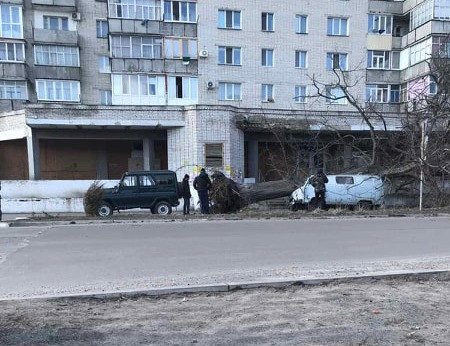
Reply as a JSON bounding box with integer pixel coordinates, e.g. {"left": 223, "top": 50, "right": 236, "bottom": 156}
{"left": 1, "top": 276, "right": 449, "bottom": 345}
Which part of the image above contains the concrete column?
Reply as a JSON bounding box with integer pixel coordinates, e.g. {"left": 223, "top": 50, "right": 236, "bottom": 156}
{"left": 143, "top": 138, "right": 155, "bottom": 170}
{"left": 26, "top": 134, "right": 40, "bottom": 180}
{"left": 96, "top": 143, "right": 108, "bottom": 179}
{"left": 247, "top": 140, "right": 259, "bottom": 181}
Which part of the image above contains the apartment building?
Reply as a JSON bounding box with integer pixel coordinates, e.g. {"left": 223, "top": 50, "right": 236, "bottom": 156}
{"left": 0, "top": 0, "right": 447, "bottom": 182}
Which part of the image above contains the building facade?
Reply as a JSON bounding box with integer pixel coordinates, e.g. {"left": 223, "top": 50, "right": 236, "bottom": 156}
{"left": 0, "top": 0, "right": 447, "bottom": 181}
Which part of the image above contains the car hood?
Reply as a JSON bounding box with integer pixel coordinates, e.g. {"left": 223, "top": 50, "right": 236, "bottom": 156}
{"left": 102, "top": 187, "right": 116, "bottom": 197}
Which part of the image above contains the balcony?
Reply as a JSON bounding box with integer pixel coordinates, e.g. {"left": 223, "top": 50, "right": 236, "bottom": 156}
{"left": 0, "top": 62, "right": 26, "bottom": 79}
{"left": 108, "top": 19, "right": 197, "bottom": 37}
{"left": 33, "top": 65, "right": 80, "bottom": 80}
{"left": 368, "top": 0, "right": 403, "bottom": 15}
{"left": 111, "top": 58, "right": 198, "bottom": 75}
{"left": 366, "top": 69, "right": 401, "bottom": 84}
{"left": 2, "top": 0, "right": 23, "bottom": 4}
{"left": 31, "top": 0, "right": 76, "bottom": 11}
{"left": 33, "top": 28, "right": 78, "bottom": 45}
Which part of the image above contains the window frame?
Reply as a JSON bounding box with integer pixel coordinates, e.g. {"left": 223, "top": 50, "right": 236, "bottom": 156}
{"left": 164, "top": 1, "right": 197, "bottom": 23}
{"left": 295, "top": 50, "right": 307, "bottom": 68}
{"left": 295, "top": 85, "right": 307, "bottom": 103}
{"left": 367, "top": 50, "right": 390, "bottom": 69}
{"left": 327, "top": 17, "right": 348, "bottom": 36}
{"left": 43, "top": 15, "right": 69, "bottom": 31}
{"left": 168, "top": 75, "right": 198, "bottom": 100}
{"left": 0, "top": 5, "right": 23, "bottom": 39}
{"left": 326, "top": 52, "right": 348, "bottom": 71}
{"left": 218, "top": 82, "right": 242, "bottom": 101}
{"left": 111, "top": 35, "right": 163, "bottom": 59}
{"left": 108, "top": 0, "right": 162, "bottom": 21}
{"left": 365, "top": 84, "right": 400, "bottom": 103}
{"left": 262, "top": 48, "right": 274, "bottom": 67}
{"left": 165, "top": 37, "right": 197, "bottom": 59}
{"left": 34, "top": 45, "right": 80, "bottom": 67}
{"left": 100, "top": 89, "right": 112, "bottom": 105}
{"left": 218, "top": 46, "right": 241, "bottom": 65}
{"left": 368, "top": 14, "right": 392, "bottom": 35}
{"left": 0, "top": 41, "right": 25, "bottom": 62}
{"left": 0, "top": 79, "right": 27, "bottom": 100}
{"left": 261, "top": 84, "right": 274, "bottom": 102}
{"left": 218, "top": 9, "right": 241, "bottom": 29}
{"left": 36, "top": 79, "right": 80, "bottom": 102}
{"left": 205, "top": 143, "right": 224, "bottom": 168}
{"left": 325, "top": 86, "right": 347, "bottom": 104}
{"left": 295, "top": 14, "right": 308, "bottom": 34}
{"left": 262, "top": 12, "right": 274, "bottom": 32}
{"left": 96, "top": 20, "right": 109, "bottom": 38}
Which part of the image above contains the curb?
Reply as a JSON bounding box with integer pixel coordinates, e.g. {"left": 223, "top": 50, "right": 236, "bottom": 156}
{"left": 3, "top": 269, "right": 449, "bottom": 302}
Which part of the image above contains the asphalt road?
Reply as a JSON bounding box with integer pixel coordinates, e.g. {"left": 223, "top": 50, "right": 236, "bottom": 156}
{"left": 0, "top": 216, "right": 449, "bottom": 299}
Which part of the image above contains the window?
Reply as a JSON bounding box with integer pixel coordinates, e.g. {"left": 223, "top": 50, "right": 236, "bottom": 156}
{"left": 113, "top": 74, "right": 158, "bottom": 96}
{"left": 429, "top": 79, "right": 437, "bottom": 94}
{"left": 327, "top": 17, "right": 348, "bottom": 36}
{"left": 219, "top": 82, "right": 241, "bottom": 101}
{"left": 121, "top": 175, "right": 138, "bottom": 187}
{"left": 262, "top": 12, "right": 274, "bottom": 31}
{"left": 34, "top": 45, "right": 79, "bottom": 67}
{"left": 152, "top": 174, "right": 174, "bottom": 185}
{"left": 296, "top": 15, "right": 308, "bottom": 34}
{"left": 0, "top": 42, "right": 24, "bottom": 62}
{"left": 98, "top": 56, "right": 110, "bottom": 73}
{"left": 368, "top": 14, "right": 392, "bottom": 34}
{"left": 0, "top": 80, "right": 27, "bottom": 99}
{"left": 295, "top": 85, "right": 307, "bottom": 103}
{"left": 366, "top": 84, "right": 400, "bottom": 103}
{"left": 36, "top": 80, "right": 80, "bottom": 102}
{"left": 165, "top": 37, "right": 197, "bottom": 59}
{"left": 262, "top": 49, "right": 273, "bottom": 67}
{"left": 410, "top": 0, "right": 433, "bottom": 30}
{"left": 295, "top": 50, "right": 307, "bottom": 68}
{"left": 164, "top": 1, "right": 197, "bottom": 23}
{"left": 100, "top": 90, "right": 112, "bottom": 105}
{"left": 367, "top": 50, "right": 390, "bottom": 69}
{"left": 168, "top": 76, "right": 198, "bottom": 100}
{"left": 109, "top": 0, "right": 161, "bottom": 20}
{"left": 325, "top": 86, "right": 346, "bottom": 104}
{"left": 0, "top": 5, "right": 23, "bottom": 38}
{"left": 336, "top": 176, "right": 354, "bottom": 184}
{"left": 410, "top": 38, "right": 432, "bottom": 65}
{"left": 205, "top": 143, "right": 223, "bottom": 168}
{"left": 96, "top": 20, "right": 108, "bottom": 38}
{"left": 218, "top": 46, "right": 241, "bottom": 65}
{"left": 112, "top": 35, "right": 162, "bottom": 59}
{"left": 43, "top": 16, "right": 68, "bottom": 31}
{"left": 326, "top": 52, "right": 348, "bottom": 70}
{"left": 218, "top": 9, "right": 241, "bottom": 29}
{"left": 391, "top": 51, "right": 400, "bottom": 70}
{"left": 139, "top": 174, "right": 156, "bottom": 186}
{"left": 261, "top": 84, "right": 274, "bottom": 102}
{"left": 434, "top": 0, "right": 450, "bottom": 21}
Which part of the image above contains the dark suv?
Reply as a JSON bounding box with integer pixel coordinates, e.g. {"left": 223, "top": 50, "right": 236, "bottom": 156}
{"left": 97, "top": 170, "right": 180, "bottom": 217}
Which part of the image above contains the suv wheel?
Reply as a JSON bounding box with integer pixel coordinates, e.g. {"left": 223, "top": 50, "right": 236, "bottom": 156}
{"left": 155, "top": 202, "right": 172, "bottom": 215}
{"left": 97, "top": 203, "right": 113, "bottom": 217}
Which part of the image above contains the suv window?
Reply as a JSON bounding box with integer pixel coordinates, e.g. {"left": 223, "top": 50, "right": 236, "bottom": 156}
{"left": 139, "top": 175, "right": 155, "bottom": 186}
{"left": 152, "top": 174, "right": 174, "bottom": 185}
{"left": 122, "top": 175, "right": 138, "bottom": 187}
{"left": 336, "top": 176, "right": 354, "bottom": 184}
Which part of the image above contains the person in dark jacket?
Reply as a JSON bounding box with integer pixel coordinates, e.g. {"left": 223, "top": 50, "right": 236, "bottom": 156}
{"left": 193, "top": 168, "right": 212, "bottom": 214}
{"left": 310, "top": 169, "right": 329, "bottom": 210}
{"left": 181, "top": 174, "right": 191, "bottom": 215}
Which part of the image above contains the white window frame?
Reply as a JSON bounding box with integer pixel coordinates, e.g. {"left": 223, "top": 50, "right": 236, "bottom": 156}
{"left": 100, "top": 89, "right": 112, "bottom": 105}
{"left": 367, "top": 50, "right": 390, "bottom": 69}
{"left": 327, "top": 17, "right": 348, "bottom": 36}
{"left": 108, "top": 0, "right": 162, "bottom": 20}
{"left": 164, "top": 1, "right": 197, "bottom": 23}
{"left": 262, "top": 48, "right": 274, "bottom": 67}
{"left": 434, "top": 0, "right": 450, "bottom": 20}
{"left": 112, "top": 74, "right": 159, "bottom": 96}
{"left": 218, "top": 46, "right": 241, "bottom": 65}
{"left": 325, "top": 86, "right": 347, "bottom": 104}
{"left": 36, "top": 79, "right": 80, "bottom": 102}
{"left": 0, "top": 41, "right": 24, "bottom": 62}
{"left": 111, "top": 35, "right": 163, "bottom": 59}
{"left": 0, "top": 79, "right": 27, "bottom": 100}
{"left": 365, "top": 84, "right": 400, "bottom": 103}
{"left": 262, "top": 12, "right": 274, "bottom": 32}
{"left": 296, "top": 15, "right": 308, "bottom": 34}
{"left": 168, "top": 76, "right": 198, "bottom": 100}
{"left": 165, "top": 37, "right": 197, "bottom": 59}
{"left": 295, "top": 50, "right": 307, "bottom": 68}
{"left": 410, "top": 0, "right": 433, "bottom": 30}
{"left": 326, "top": 52, "right": 348, "bottom": 70}
{"left": 96, "top": 20, "right": 108, "bottom": 38}
{"left": 0, "top": 5, "right": 23, "bottom": 39}
{"left": 218, "top": 9, "right": 241, "bottom": 29}
{"left": 98, "top": 55, "right": 111, "bottom": 73}
{"left": 219, "top": 82, "right": 241, "bottom": 101}
{"left": 43, "top": 15, "right": 69, "bottom": 31}
{"left": 368, "top": 14, "right": 392, "bottom": 35}
{"left": 34, "top": 45, "right": 80, "bottom": 67}
{"left": 261, "top": 84, "right": 274, "bottom": 102}
{"left": 295, "top": 85, "right": 307, "bottom": 103}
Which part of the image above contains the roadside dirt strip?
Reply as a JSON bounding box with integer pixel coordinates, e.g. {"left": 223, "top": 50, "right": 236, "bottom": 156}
{"left": 1, "top": 273, "right": 449, "bottom": 345}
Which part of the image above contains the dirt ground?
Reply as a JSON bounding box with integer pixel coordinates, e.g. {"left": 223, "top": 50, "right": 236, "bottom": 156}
{"left": 1, "top": 276, "right": 449, "bottom": 346}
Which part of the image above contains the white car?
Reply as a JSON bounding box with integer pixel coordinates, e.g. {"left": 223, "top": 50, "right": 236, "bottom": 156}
{"left": 289, "top": 174, "right": 385, "bottom": 210}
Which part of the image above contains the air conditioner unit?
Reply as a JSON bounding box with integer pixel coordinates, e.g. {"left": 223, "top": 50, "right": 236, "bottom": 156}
{"left": 206, "top": 81, "right": 215, "bottom": 89}
{"left": 72, "top": 12, "right": 81, "bottom": 21}
{"left": 199, "top": 49, "right": 209, "bottom": 58}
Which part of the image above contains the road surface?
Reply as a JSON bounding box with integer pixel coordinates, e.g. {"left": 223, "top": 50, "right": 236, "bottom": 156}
{"left": 0, "top": 216, "right": 449, "bottom": 299}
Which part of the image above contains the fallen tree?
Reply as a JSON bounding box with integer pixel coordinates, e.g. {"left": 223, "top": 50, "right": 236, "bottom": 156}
{"left": 210, "top": 172, "right": 298, "bottom": 213}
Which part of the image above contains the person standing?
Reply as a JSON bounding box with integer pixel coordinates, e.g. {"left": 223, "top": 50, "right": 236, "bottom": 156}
{"left": 193, "top": 168, "right": 212, "bottom": 214}
{"left": 310, "top": 169, "right": 329, "bottom": 210}
{"left": 181, "top": 174, "right": 191, "bottom": 215}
